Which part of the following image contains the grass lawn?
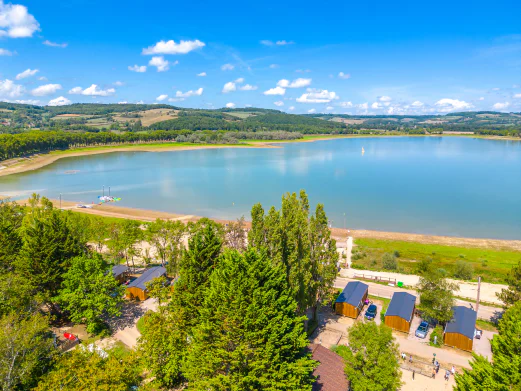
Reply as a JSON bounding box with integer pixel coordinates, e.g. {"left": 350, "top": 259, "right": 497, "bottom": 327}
{"left": 352, "top": 238, "right": 521, "bottom": 284}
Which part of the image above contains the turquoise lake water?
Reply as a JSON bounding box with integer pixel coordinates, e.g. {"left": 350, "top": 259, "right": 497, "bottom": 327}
{"left": 1, "top": 137, "right": 520, "bottom": 239}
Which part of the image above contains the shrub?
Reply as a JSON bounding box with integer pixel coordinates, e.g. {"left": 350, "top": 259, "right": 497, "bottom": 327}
{"left": 454, "top": 261, "right": 474, "bottom": 280}
{"left": 350, "top": 263, "right": 365, "bottom": 270}
{"left": 382, "top": 253, "right": 397, "bottom": 270}
{"left": 429, "top": 325, "right": 444, "bottom": 347}
{"left": 380, "top": 310, "right": 386, "bottom": 323}
{"left": 370, "top": 258, "right": 378, "bottom": 267}
{"left": 393, "top": 250, "right": 400, "bottom": 258}
{"left": 416, "top": 258, "right": 433, "bottom": 274}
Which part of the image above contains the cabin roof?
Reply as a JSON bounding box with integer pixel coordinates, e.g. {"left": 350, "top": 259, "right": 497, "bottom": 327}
{"left": 310, "top": 344, "right": 348, "bottom": 391}
{"left": 127, "top": 267, "right": 166, "bottom": 291}
{"left": 385, "top": 292, "right": 416, "bottom": 321}
{"left": 445, "top": 306, "right": 477, "bottom": 340}
{"left": 112, "top": 265, "right": 129, "bottom": 277}
{"left": 335, "top": 281, "right": 368, "bottom": 307}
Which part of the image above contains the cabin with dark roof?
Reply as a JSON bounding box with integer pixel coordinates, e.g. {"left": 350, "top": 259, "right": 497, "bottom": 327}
{"left": 310, "top": 344, "right": 348, "bottom": 391}
{"left": 384, "top": 292, "right": 416, "bottom": 333}
{"left": 335, "top": 281, "right": 368, "bottom": 318}
{"left": 126, "top": 266, "right": 166, "bottom": 301}
{"left": 112, "top": 265, "right": 130, "bottom": 284}
{"left": 444, "top": 306, "right": 477, "bottom": 352}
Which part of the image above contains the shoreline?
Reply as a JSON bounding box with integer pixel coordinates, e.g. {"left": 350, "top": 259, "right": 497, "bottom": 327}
{"left": 37, "top": 199, "right": 521, "bottom": 252}
{"left": 0, "top": 133, "right": 519, "bottom": 177}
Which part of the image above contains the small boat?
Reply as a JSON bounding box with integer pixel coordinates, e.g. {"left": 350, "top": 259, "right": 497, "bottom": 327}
{"left": 362, "top": 147, "right": 365, "bottom": 154}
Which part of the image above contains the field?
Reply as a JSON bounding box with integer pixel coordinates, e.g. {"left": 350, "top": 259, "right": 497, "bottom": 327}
{"left": 225, "top": 111, "right": 258, "bottom": 119}
{"left": 113, "top": 108, "right": 178, "bottom": 127}
{"left": 351, "top": 238, "right": 521, "bottom": 284}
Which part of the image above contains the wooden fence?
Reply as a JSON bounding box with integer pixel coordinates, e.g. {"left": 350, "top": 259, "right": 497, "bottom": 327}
{"left": 354, "top": 273, "right": 396, "bottom": 285}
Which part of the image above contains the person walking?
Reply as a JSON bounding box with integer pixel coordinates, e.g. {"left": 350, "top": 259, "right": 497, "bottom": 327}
{"left": 445, "top": 369, "right": 450, "bottom": 381}
{"left": 409, "top": 355, "right": 413, "bottom": 363}
{"left": 432, "top": 367, "right": 436, "bottom": 379}
{"left": 451, "top": 365, "right": 456, "bottom": 376}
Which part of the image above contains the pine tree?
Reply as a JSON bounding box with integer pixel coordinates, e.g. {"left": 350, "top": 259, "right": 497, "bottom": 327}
{"left": 182, "top": 248, "right": 316, "bottom": 390}
{"left": 0, "top": 199, "right": 24, "bottom": 271}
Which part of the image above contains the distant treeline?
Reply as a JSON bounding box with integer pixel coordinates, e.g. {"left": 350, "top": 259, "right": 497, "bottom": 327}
{"left": 0, "top": 130, "right": 302, "bottom": 161}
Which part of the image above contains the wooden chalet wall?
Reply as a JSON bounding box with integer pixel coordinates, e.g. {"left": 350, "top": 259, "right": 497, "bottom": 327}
{"left": 126, "top": 286, "right": 147, "bottom": 301}
{"left": 384, "top": 315, "right": 411, "bottom": 333}
{"left": 444, "top": 332, "right": 473, "bottom": 352}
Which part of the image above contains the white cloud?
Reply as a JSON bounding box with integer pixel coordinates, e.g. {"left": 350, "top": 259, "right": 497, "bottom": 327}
{"left": 357, "top": 103, "right": 368, "bottom": 110}
{"left": 42, "top": 40, "right": 67, "bottom": 48}
{"left": 434, "top": 98, "right": 473, "bottom": 112}
{"left": 222, "top": 82, "right": 236, "bottom": 93}
{"left": 31, "top": 83, "right": 62, "bottom": 96}
{"left": 264, "top": 86, "right": 286, "bottom": 96}
{"left": 128, "top": 64, "right": 147, "bottom": 73}
{"left": 478, "top": 97, "right": 485, "bottom": 101}
{"left": 288, "top": 106, "right": 295, "bottom": 111}
{"left": 149, "top": 56, "right": 173, "bottom": 72}
{"left": 276, "top": 40, "right": 294, "bottom": 45}
{"left": 326, "top": 106, "right": 334, "bottom": 110}
{"left": 308, "top": 109, "right": 316, "bottom": 114}
{"left": 221, "top": 63, "right": 234, "bottom": 71}
{"left": 411, "top": 100, "right": 424, "bottom": 107}
{"left": 118, "top": 101, "right": 128, "bottom": 104}
{"left": 339, "top": 101, "right": 353, "bottom": 108}
{"left": 260, "top": 40, "right": 274, "bottom": 46}
{"left": 15, "top": 68, "right": 38, "bottom": 80}
{"left": 513, "top": 93, "right": 521, "bottom": 99}
{"left": 197, "top": 72, "right": 207, "bottom": 77}
{"left": 225, "top": 102, "right": 236, "bottom": 108}
{"left": 239, "top": 84, "right": 257, "bottom": 91}
{"left": 492, "top": 102, "right": 510, "bottom": 110}
{"left": 0, "top": 48, "right": 12, "bottom": 56}
{"left": 277, "top": 78, "right": 311, "bottom": 88}
{"left": 371, "top": 102, "right": 381, "bottom": 109}
{"left": 274, "top": 101, "right": 284, "bottom": 107}
{"left": 235, "top": 77, "right": 244, "bottom": 83}
{"left": 296, "top": 89, "right": 339, "bottom": 103}
{"left": 379, "top": 96, "right": 392, "bottom": 102}
{"left": 156, "top": 94, "right": 168, "bottom": 101}
{"left": 113, "top": 81, "right": 124, "bottom": 87}
{"left": 0, "top": 0, "right": 40, "bottom": 38}
{"left": 175, "top": 88, "right": 203, "bottom": 98}
{"left": 338, "top": 72, "right": 351, "bottom": 79}
{"left": 491, "top": 87, "right": 500, "bottom": 91}
{"left": 69, "top": 84, "right": 115, "bottom": 97}
{"left": 269, "top": 64, "right": 279, "bottom": 69}
{"left": 142, "top": 39, "right": 205, "bottom": 55}
{"left": 296, "top": 69, "right": 311, "bottom": 73}
{"left": 47, "top": 96, "right": 71, "bottom": 106}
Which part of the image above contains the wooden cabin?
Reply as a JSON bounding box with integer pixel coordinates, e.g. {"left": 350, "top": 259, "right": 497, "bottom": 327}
{"left": 444, "top": 306, "right": 477, "bottom": 352}
{"left": 335, "top": 281, "right": 368, "bottom": 318}
{"left": 126, "top": 266, "right": 166, "bottom": 301}
{"left": 112, "top": 265, "right": 130, "bottom": 284}
{"left": 384, "top": 292, "right": 416, "bottom": 333}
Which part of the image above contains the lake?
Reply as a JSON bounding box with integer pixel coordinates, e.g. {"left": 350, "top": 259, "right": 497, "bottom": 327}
{"left": 1, "top": 137, "right": 520, "bottom": 239}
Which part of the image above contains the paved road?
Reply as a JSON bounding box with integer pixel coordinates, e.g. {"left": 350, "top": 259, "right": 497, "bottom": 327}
{"left": 334, "top": 277, "right": 502, "bottom": 321}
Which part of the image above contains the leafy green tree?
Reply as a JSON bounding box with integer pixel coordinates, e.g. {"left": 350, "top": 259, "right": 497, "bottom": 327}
{"left": 88, "top": 216, "right": 110, "bottom": 252}
{"left": 34, "top": 347, "right": 140, "bottom": 391}
{"left": 0, "top": 272, "right": 38, "bottom": 317}
{"left": 15, "top": 208, "right": 85, "bottom": 311}
{"left": 334, "top": 322, "right": 402, "bottom": 391}
{"left": 0, "top": 199, "right": 24, "bottom": 271}
{"left": 454, "top": 260, "right": 474, "bottom": 280}
{"left": 249, "top": 191, "right": 338, "bottom": 316}
{"left": 497, "top": 261, "right": 521, "bottom": 307}
{"left": 138, "top": 223, "right": 223, "bottom": 388}
{"left": 382, "top": 252, "right": 398, "bottom": 270}
{"left": 455, "top": 302, "right": 521, "bottom": 390}
{"left": 57, "top": 254, "right": 124, "bottom": 333}
{"left": 145, "top": 219, "right": 186, "bottom": 272}
{"left": 145, "top": 275, "right": 171, "bottom": 304}
{"left": 416, "top": 268, "right": 459, "bottom": 323}
{"left": 182, "top": 249, "right": 316, "bottom": 390}
{"left": 0, "top": 312, "right": 56, "bottom": 391}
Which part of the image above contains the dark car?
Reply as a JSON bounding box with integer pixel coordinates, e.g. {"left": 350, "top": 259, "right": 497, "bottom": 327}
{"left": 365, "top": 304, "right": 377, "bottom": 320}
{"left": 415, "top": 321, "right": 429, "bottom": 338}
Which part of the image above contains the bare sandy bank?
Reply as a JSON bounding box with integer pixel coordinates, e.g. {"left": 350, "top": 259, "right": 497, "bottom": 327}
{"left": 36, "top": 199, "right": 521, "bottom": 252}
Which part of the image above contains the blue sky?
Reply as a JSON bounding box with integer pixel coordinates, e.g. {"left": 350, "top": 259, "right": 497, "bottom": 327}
{"left": 1, "top": 0, "right": 520, "bottom": 114}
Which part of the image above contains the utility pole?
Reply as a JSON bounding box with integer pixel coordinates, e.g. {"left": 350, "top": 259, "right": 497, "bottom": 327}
{"left": 109, "top": 187, "right": 111, "bottom": 196}
{"left": 476, "top": 276, "right": 481, "bottom": 314}
{"left": 59, "top": 193, "right": 62, "bottom": 209}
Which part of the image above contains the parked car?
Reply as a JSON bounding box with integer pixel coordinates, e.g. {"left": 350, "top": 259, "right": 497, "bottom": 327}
{"left": 365, "top": 304, "right": 377, "bottom": 320}
{"left": 415, "top": 321, "right": 429, "bottom": 338}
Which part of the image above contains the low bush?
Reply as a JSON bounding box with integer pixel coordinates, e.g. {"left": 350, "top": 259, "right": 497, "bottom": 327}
{"left": 454, "top": 260, "right": 474, "bottom": 280}
{"left": 350, "top": 263, "right": 365, "bottom": 270}
{"left": 429, "top": 325, "right": 444, "bottom": 347}
{"left": 382, "top": 253, "right": 397, "bottom": 270}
